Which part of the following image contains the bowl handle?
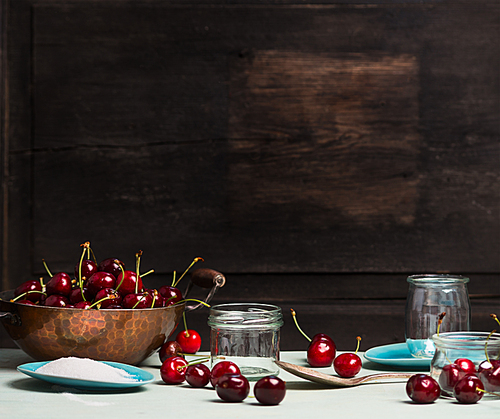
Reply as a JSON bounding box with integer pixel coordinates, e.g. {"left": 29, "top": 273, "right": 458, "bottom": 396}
{"left": 0, "top": 310, "right": 22, "bottom": 326}
{"left": 183, "top": 268, "right": 226, "bottom": 312}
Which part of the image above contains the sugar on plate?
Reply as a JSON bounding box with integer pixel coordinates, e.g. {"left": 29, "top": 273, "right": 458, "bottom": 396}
{"left": 35, "top": 357, "right": 137, "bottom": 383}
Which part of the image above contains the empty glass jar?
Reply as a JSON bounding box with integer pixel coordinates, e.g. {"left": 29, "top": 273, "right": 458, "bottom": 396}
{"left": 405, "top": 274, "right": 471, "bottom": 358}
{"left": 207, "top": 303, "right": 283, "bottom": 380}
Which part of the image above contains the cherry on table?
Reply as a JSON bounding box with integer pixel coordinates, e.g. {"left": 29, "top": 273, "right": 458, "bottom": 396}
{"left": 453, "top": 375, "right": 484, "bottom": 403}
{"left": 216, "top": 373, "right": 250, "bottom": 402}
{"left": 406, "top": 374, "right": 441, "bottom": 403}
{"left": 160, "top": 356, "right": 189, "bottom": 385}
{"left": 185, "top": 364, "right": 211, "bottom": 388}
{"left": 454, "top": 358, "right": 476, "bottom": 375}
{"left": 210, "top": 361, "right": 241, "bottom": 387}
{"left": 438, "top": 363, "right": 465, "bottom": 393}
{"left": 176, "top": 329, "right": 202, "bottom": 354}
{"left": 333, "top": 336, "right": 362, "bottom": 378}
{"left": 478, "top": 359, "right": 500, "bottom": 393}
{"left": 254, "top": 375, "right": 286, "bottom": 405}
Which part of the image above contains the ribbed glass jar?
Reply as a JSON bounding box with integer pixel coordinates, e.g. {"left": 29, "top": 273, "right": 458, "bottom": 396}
{"left": 405, "top": 274, "right": 471, "bottom": 358}
{"left": 207, "top": 303, "right": 284, "bottom": 380}
{"left": 430, "top": 331, "right": 500, "bottom": 398}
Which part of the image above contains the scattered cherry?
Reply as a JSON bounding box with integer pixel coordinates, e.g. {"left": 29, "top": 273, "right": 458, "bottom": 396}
{"left": 438, "top": 363, "right": 465, "bottom": 394}
{"left": 455, "top": 358, "right": 476, "bottom": 375}
{"left": 254, "top": 375, "right": 286, "bottom": 405}
{"left": 185, "top": 363, "right": 211, "bottom": 388}
{"left": 334, "top": 336, "right": 362, "bottom": 378}
{"left": 453, "top": 375, "right": 484, "bottom": 404}
{"left": 216, "top": 373, "right": 250, "bottom": 402}
{"left": 210, "top": 361, "right": 241, "bottom": 387}
{"left": 160, "top": 356, "right": 189, "bottom": 385}
{"left": 406, "top": 374, "right": 441, "bottom": 403}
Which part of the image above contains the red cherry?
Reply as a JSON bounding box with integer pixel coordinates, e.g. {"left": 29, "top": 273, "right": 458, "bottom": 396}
{"left": 86, "top": 271, "right": 116, "bottom": 297}
{"left": 254, "top": 375, "right": 286, "bottom": 405}
{"left": 14, "top": 280, "right": 43, "bottom": 302}
{"left": 46, "top": 272, "right": 72, "bottom": 297}
{"left": 160, "top": 356, "right": 188, "bottom": 384}
{"left": 185, "top": 364, "right": 211, "bottom": 388}
{"left": 44, "top": 294, "right": 70, "bottom": 307}
{"left": 116, "top": 270, "right": 143, "bottom": 296}
{"left": 158, "top": 285, "right": 183, "bottom": 306}
{"left": 406, "top": 374, "right": 441, "bottom": 403}
{"left": 74, "top": 259, "right": 97, "bottom": 281}
{"left": 216, "top": 373, "right": 250, "bottom": 402}
{"left": 438, "top": 363, "right": 466, "bottom": 394}
{"left": 455, "top": 358, "right": 476, "bottom": 375}
{"left": 122, "top": 292, "right": 153, "bottom": 309}
{"left": 15, "top": 299, "right": 37, "bottom": 306}
{"left": 97, "top": 258, "right": 125, "bottom": 279}
{"left": 94, "top": 288, "right": 122, "bottom": 308}
{"left": 478, "top": 360, "right": 500, "bottom": 393}
{"left": 453, "top": 375, "right": 484, "bottom": 404}
{"left": 307, "top": 339, "right": 336, "bottom": 367}
{"left": 69, "top": 287, "right": 92, "bottom": 304}
{"left": 176, "top": 329, "right": 202, "bottom": 354}
{"left": 74, "top": 301, "right": 92, "bottom": 309}
{"left": 210, "top": 361, "right": 240, "bottom": 387}
{"left": 334, "top": 353, "right": 362, "bottom": 378}
{"left": 159, "top": 341, "right": 184, "bottom": 363}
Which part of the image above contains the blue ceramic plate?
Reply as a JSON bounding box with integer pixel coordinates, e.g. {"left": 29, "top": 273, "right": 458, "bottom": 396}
{"left": 364, "top": 343, "right": 431, "bottom": 368}
{"left": 17, "top": 360, "right": 155, "bottom": 390}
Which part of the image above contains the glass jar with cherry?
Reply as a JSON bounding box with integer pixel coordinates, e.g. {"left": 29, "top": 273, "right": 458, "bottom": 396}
{"left": 430, "top": 331, "right": 500, "bottom": 400}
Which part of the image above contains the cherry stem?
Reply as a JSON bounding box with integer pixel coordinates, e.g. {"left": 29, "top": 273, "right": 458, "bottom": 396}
{"left": 178, "top": 357, "right": 210, "bottom": 370}
{"left": 484, "top": 329, "right": 497, "bottom": 363}
{"left": 10, "top": 290, "right": 46, "bottom": 302}
{"left": 78, "top": 242, "right": 89, "bottom": 300}
{"left": 115, "top": 262, "right": 126, "bottom": 292}
{"left": 290, "top": 308, "right": 311, "bottom": 342}
{"left": 141, "top": 269, "right": 154, "bottom": 277}
{"left": 491, "top": 313, "right": 500, "bottom": 327}
{"left": 150, "top": 289, "right": 158, "bottom": 308}
{"left": 135, "top": 250, "right": 143, "bottom": 294}
{"left": 182, "top": 312, "right": 190, "bottom": 337}
{"left": 42, "top": 259, "right": 53, "bottom": 278}
{"left": 436, "top": 312, "right": 446, "bottom": 337}
{"left": 89, "top": 294, "right": 116, "bottom": 309}
{"left": 171, "top": 271, "right": 177, "bottom": 287}
{"left": 173, "top": 257, "right": 204, "bottom": 288}
{"left": 355, "top": 336, "right": 362, "bottom": 355}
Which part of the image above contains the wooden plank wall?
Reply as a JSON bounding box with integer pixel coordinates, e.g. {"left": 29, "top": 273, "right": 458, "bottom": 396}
{"left": 0, "top": 0, "right": 499, "bottom": 352}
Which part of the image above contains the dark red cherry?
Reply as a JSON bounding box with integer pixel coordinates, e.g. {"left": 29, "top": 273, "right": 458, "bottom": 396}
{"left": 478, "top": 361, "right": 500, "bottom": 393}
{"left": 307, "top": 338, "right": 336, "bottom": 367}
{"left": 94, "top": 288, "right": 122, "bottom": 308}
{"left": 455, "top": 358, "right": 476, "bottom": 375}
{"left": 122, "top": 292, "right": 152, "bottom": 309}
{"left": 254, "top": 375, "right": 286, "bottom": 405}
{"left": 86, "top": 271, "right": 116, "bottom": 296}
{"left": 145, "top": 288, "right": 164, "bottom": 308}
{"left": 160, "top": 356, "right": 188, "bottom": 384}
{"left": 14, "top": 280, "right": 43, "bottom": 302}
{"left": 158, "top": 285, "right": 182, "bottom": 306}
{"left": 176, "top": 329, "right": 202, "bottom": 354}
{"left": 69, "top": 287, "right": 92, "bottom": 304}
{"left": 74, "top": 301, "right": 92, "bottom": 309}
{"left": 334, "top": 353, "right": 362, "bottom": 378}
{"left": 406, "top": 374, "right": 441, "bottom": 403}
{"left": 438, "top": 363, "right": 465, "bottom": 394}
{"left": 216, "top": 373, "right": 250, "bottom": 402}
{"left": 185, "top": 364, "right": 211, "bottom": 388}
{"left": 44, "top": 294, "right": 70, "bottom": 307}
{"left": 97, "top": 258, "right": 125, "bottom": 279}
{"left": 116, "top": 270, "right": 143, "bottom": 296}
{"left": 453, "top": 375, "right": 484, "bottom": 404}
{"left": 210, "top": 361, "right": 240, "bottom": 387}
{"left": 159, "top": 341, "right": 183, "bottom": 363}
{"left": 312, "top": 333, "right": 335, "bottom": 345}
{"left": 46, "top": 272, "right": 72, "bottom": 297}
{"left": 74, "top": 259, "right": 97, "bottom": 281}
{"left": 104, "top": 304, "right": 123, "bottom": 309}
{"left": 16, "top": 299, "right": 37, "bottom": 306}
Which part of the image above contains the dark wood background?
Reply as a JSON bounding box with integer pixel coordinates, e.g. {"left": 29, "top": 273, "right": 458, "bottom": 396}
{"left": 0, "top": 0, "right": 498, "bottom": 352}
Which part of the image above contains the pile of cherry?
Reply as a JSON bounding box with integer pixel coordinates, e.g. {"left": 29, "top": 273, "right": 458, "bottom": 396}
{"left": 158, "top": 340, "right": 286, "bottom": 405}
{"left": 10, "top": 242, "right": 202, "bottom": 310}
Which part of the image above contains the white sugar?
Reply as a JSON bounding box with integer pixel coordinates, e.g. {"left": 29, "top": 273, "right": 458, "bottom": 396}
{"left": 36, "top": 357, "right": 137, "bottom": 383}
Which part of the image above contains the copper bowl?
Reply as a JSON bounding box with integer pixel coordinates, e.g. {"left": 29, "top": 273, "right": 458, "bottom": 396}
{"left": 0, "top": 269, "right": 225, "bottom": 365}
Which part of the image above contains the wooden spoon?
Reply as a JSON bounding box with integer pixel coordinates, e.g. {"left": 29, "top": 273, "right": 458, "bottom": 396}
{"left": 276, "top": 360, "right": 414, "bottom": 387}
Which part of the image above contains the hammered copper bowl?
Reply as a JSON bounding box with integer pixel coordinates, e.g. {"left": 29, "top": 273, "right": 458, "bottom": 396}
{"left": 0, "top": 290, "right": 184, "bottom": 365}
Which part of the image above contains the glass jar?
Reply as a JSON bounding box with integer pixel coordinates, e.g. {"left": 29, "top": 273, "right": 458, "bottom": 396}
{"left": 431, "top": 331, "right": 500, "bottom": 398}
{"left": 207, "top": 303, "right": 283, "bottom": 380}
{"left": 405, "top": 274, "right": 470, "bottom": 358}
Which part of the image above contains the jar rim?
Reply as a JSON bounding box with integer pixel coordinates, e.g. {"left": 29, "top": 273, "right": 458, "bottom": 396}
{"left": 431, "top": 331, "right": 500, "bottom": 347}
{"left": 407, "top": 274, "right": 469, "bottom": 284}
{"left": 208, "top": 303, "right": 284, "bottom": 328}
